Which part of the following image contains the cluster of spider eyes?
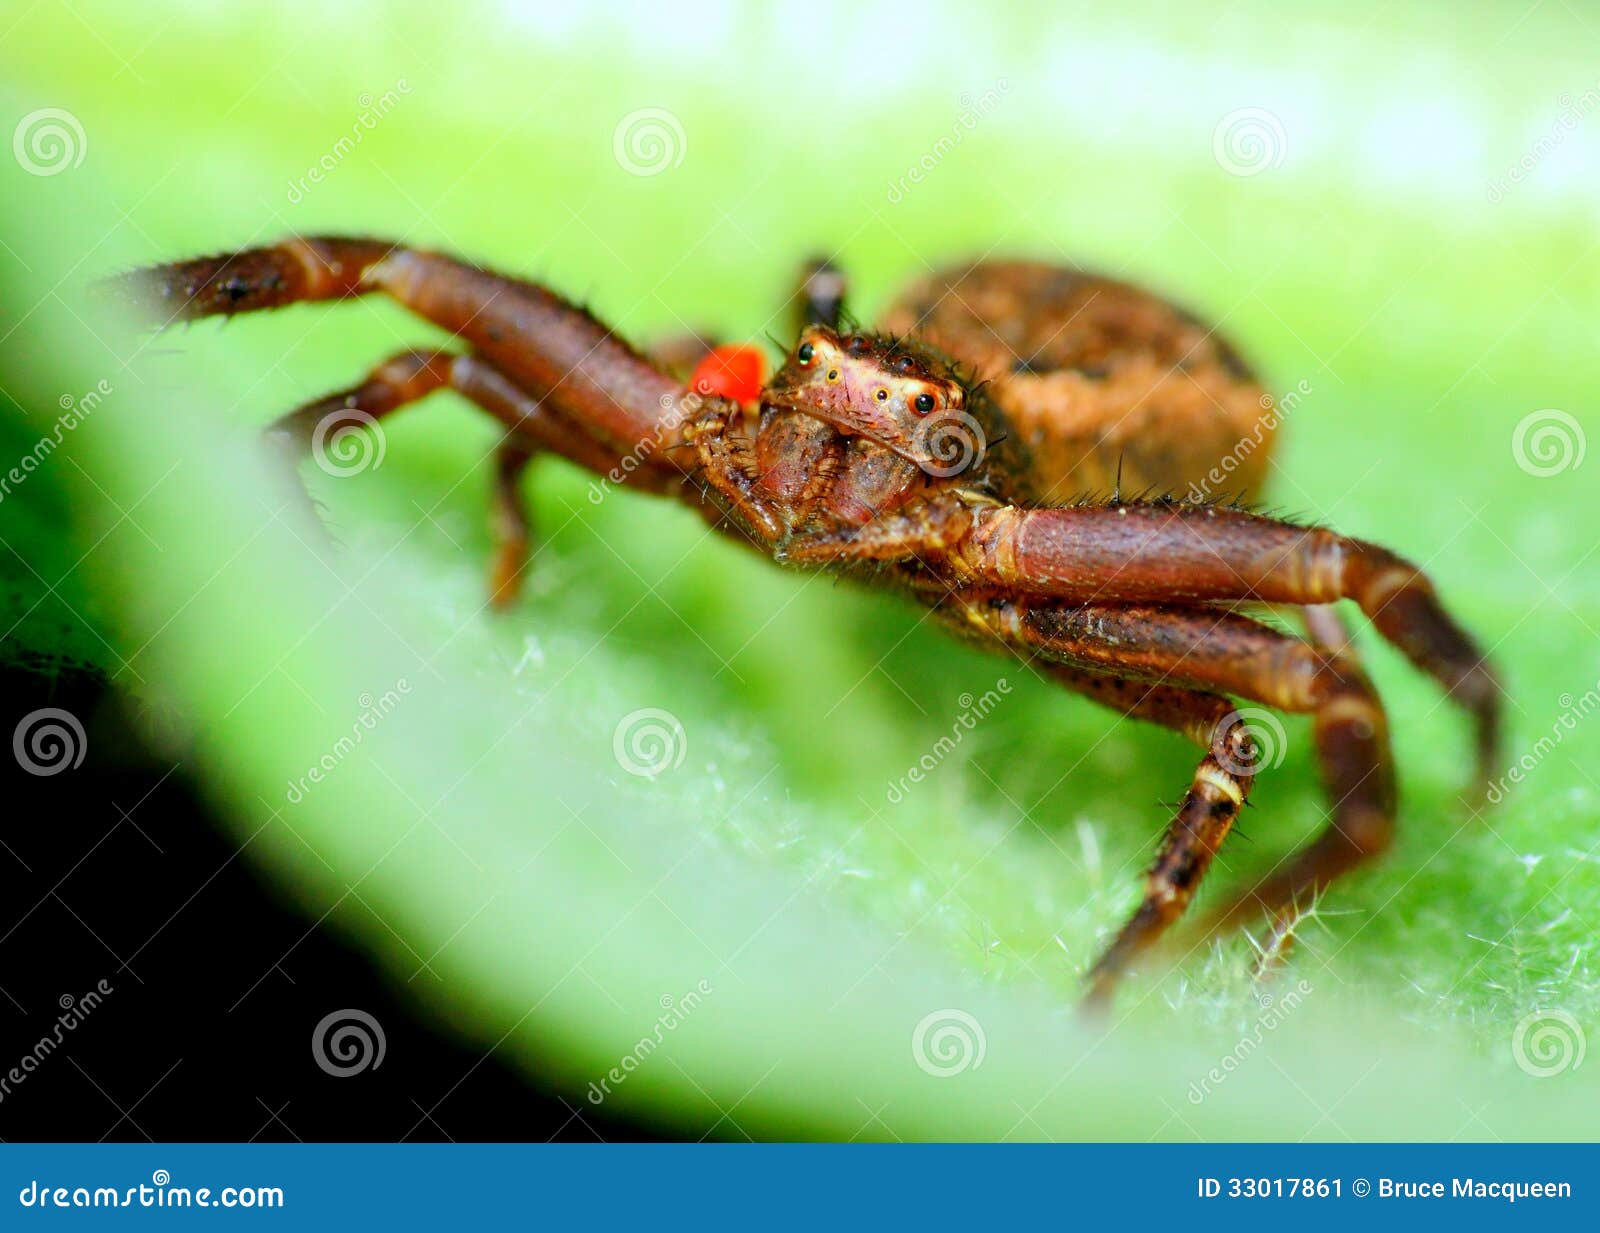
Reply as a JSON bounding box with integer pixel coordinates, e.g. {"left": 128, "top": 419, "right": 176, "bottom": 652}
{"left": 795, "top": 341, "right": 937, "bottom": 414}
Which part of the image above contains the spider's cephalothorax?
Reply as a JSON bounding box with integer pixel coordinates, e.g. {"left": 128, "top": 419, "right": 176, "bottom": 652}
{"left": 705, "top": 322, "right": 1037, "bottom": 556}
{"left": 105, "top": 237, "right": 1503, "bottom": 1011}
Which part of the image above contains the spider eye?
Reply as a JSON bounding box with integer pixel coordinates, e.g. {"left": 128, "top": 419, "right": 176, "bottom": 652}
{"left": 874, "top": 388, "right": 888, "bottom": 402}
{"left": 914, "top": 392, "right": 936, "bottom": 414}
{"left": 796, "top": 342, "right": 814, "bottom": 364}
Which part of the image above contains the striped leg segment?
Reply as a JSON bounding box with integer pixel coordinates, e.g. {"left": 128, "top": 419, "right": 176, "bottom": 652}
{"left": 944, "top": 595, "right": 1398, "bottom": 990}
{"left": 1038, "top": 665, "right": 1259, "bottom": 1008}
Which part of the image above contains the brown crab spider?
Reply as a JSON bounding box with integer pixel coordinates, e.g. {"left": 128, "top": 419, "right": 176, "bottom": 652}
{"left": 104, "top": 236, "right": 1501, "bottom": 1010}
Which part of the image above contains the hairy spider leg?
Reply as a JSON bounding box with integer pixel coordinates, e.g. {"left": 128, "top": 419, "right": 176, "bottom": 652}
{"left": 941, "top": 592, "right": 1396, "bottom": 984}
{"left": 947, "top": 501, "right": 1499, "bottom": 782}
{"left": 266, "top": 347, "right": 684, "bottom": 607}
{"left": 107, "top": 236, "right": 691, "bottom": 466}
{"left": 1030, "top": 664, "right": 1261, "bottom": 1011}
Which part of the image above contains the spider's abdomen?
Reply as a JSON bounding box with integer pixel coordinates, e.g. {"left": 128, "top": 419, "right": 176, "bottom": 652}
{"left": 880, "top": 261, "right": 1276, "bottom": 506}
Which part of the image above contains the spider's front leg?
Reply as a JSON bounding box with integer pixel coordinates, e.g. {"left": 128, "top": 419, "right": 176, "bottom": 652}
{"left": 683, "top": 399, "right": 787, "bottom": 545}
{"left": 107, "top": 237, "right": 720, "bottom": 604}
{"left": 265, "top": 347, "right": 681, "bottom": 606}
{"left": 947, "top": 501, "right": 1501, "bottom": 782}
{"left": 108, "top": 236, "right": 699, "bottom": 467}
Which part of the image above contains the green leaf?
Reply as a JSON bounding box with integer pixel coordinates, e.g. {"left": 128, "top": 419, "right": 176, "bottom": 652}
{"left": 3, "top": 1, "right": 1597, "bottom": 1138}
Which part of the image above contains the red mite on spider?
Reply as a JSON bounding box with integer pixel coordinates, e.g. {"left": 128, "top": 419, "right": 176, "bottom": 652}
{"left": 100, "top": 238, "right": 1501, "bottom": 1011}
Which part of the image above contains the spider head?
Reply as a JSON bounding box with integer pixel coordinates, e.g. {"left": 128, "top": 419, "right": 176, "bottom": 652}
{"left": 766, "top": 326, "right": 976, "bottom": 470}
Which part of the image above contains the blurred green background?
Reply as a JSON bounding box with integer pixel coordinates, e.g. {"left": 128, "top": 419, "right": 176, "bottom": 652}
{"left": 1, "top": 0, "right": 1597, "bottom": 1138}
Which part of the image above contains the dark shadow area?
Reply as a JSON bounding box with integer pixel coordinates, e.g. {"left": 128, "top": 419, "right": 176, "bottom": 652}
{"left": 0, "top": 662, "right": 669, "bottom": 1142}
